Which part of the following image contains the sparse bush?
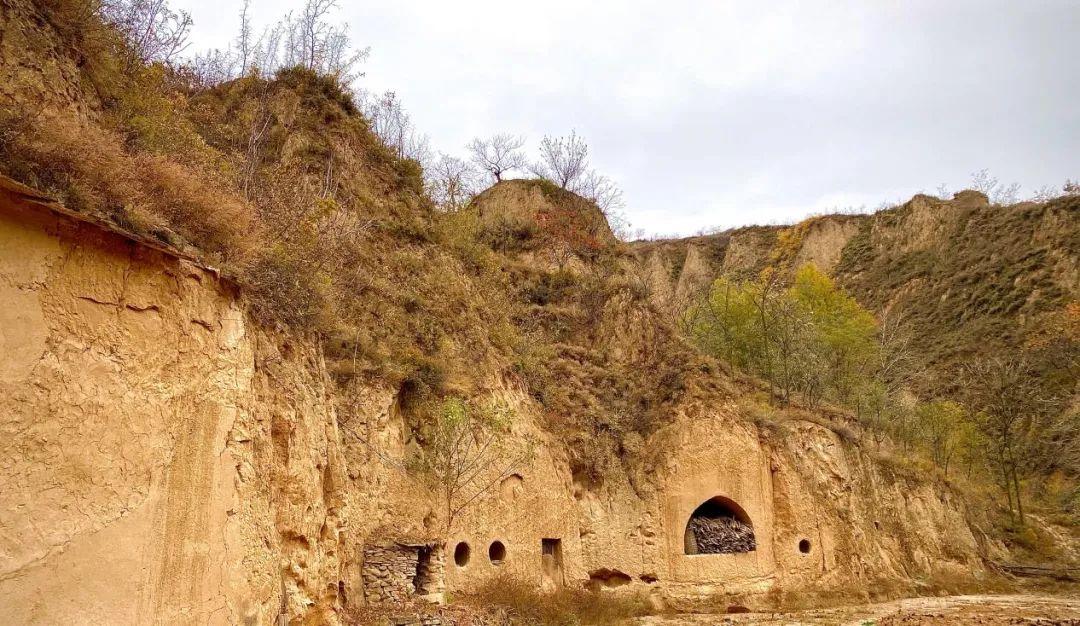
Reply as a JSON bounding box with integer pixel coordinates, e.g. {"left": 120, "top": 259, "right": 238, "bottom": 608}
{"left": 478, "top": 214, "right": 540, "bottom": 252}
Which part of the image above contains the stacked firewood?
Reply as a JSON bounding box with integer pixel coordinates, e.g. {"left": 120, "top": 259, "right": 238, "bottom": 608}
{"left": 688, "top": 516, "right": 756, "bottom": 554}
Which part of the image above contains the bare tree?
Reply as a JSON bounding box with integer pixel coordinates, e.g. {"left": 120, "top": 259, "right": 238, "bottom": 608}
{"left": 263, "top": 0, "right": 369, "bottom": 87}
{"left": 970, "top": 169, "right": 998, "bottom": 196}
{"left": 576, "top": 169, "right": 625, "bottom": 213}
{"left": 426, "top": 154, "right": 481, "bottom": 211}
{"left": 970, "top": 169, "right": 1021, "bottom": 205}
{"left": 359, "top": 91, "right": 430, "bottom": 163}
{"left": 1030, "top": 185, "right": 1060, "bottom": 202}
{"left": 101, "top": 0, "right": 193, "bottom": 65}
{"left": 118, "top": 0, "right": 368, "bottom": 90}
{"left": 253, "top": 19, "right": 285, "bottom": 74}
{"left": 532, "top": 130, "right": 589, "bottom": 188}
{"left": 877, "top": 307, "right": 916, "bottom": 394}
{"left": 531, "top": 131, "right": 626, "bottom": 215}
{"left": 291, "top": 0, "right": 337, "bottom": 70}
{"left": 467, "top": 133, "right": 527, "bottom": 182}
{"left": 996, "top": 182, "right": 1022, "bottom": 205}
{"left": 409, "top": 398, "right": 533, "bottom": 535}
{"left": 241, "top": 82, "right": 274, "bottom": 199}
{"left": 236, "top": 0, "right": 253, "bottom": 74}
{"left": 185, "top": 47, "right": 238, "bottom": 87}
{"left": 962, "top": 356, "right": 1046, "bottom": 525}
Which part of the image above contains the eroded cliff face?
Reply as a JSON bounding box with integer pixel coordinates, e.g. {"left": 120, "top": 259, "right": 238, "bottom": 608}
{"left": 631, "top": 193, "right": 1078, "bottom": 399}
{"left": 530, "top": 407, "right": 989, "bottom": 612}
{"left": 0, "top": 181, "right": 994, "bottom": 625}
{"left": 0, "top": 183, "right": 350, "bottom": 625}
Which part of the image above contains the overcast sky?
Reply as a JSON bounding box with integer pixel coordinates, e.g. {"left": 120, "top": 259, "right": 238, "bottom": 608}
{"left": 175, "top": 0, "right": 1079, "bottom": 236}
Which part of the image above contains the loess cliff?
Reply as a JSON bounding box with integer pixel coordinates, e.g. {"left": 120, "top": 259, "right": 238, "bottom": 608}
{"left": 0, "top": 2, "right": 1073, "bottom": 625}
{"left": 0, "top": 173, "right": 1004, "bottom": 624}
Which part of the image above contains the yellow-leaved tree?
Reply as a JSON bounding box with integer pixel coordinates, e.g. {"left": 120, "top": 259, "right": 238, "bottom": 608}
{"left": 685, "top": 263, "right": 878, "bottom": 407}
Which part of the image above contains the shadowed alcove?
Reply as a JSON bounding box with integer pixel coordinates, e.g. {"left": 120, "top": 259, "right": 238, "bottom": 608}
{"left": 684, "top": 496, "right": 756, "bottom": 555}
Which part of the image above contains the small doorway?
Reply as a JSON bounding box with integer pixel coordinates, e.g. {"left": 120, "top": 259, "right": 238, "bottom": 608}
{"left": 413, "top": 545, "right": 434, "bottom": 594}
{"left": 541, "top": 538, "right": 564, "bottom": 590}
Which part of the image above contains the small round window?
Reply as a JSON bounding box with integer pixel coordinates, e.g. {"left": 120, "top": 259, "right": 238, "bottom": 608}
{"left": 798, "top": 539, "right": 811, "bottom": 554}
{"left": 488, "top": 540, "right": 506, "bottom": 564}
{"left": 454, "top": 542, "right": 471, "bottom": 567}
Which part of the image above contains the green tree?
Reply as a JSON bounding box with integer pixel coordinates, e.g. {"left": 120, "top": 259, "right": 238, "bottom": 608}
{"left": 789, "top": 264, "right": 879, "bottom": 405}
{"left": 687, "top": 264, "right": 880, "bottom": 409}
{"left": 685, "top": 276, "right": 763, "bottom": 373}
{"left": 914, "top": 400, "right": 975, "bottom": 476}
{"left": 962, "top": 357, "right": 1045, "bottom": 525}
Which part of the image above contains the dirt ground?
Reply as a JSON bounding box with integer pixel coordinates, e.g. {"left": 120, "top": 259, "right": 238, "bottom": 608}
{"left": 637, "top": 594, "right": 1080, "bottom": 625}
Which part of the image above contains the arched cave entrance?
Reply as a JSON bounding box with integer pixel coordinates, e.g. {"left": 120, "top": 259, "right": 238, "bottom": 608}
{"left": 683, "top": 496, "right": 756, "bottom": 555}
{"left": 488, "top": 540, "right": 506, "bottom": 565}
{"left": 453, "top": 542, "right": 470, "bottom": 567}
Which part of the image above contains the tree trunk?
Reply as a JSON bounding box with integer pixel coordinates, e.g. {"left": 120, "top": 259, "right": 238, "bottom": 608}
{"left": 1000, "top": 460, "right": 1014, "bottom": 516}
{"left": 1011, "top": 464, "right": 1025, "bottom": 526}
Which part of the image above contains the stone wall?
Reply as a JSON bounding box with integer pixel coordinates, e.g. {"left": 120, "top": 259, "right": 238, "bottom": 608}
{"left": 362, "top": 542, "right": 445, "bottom": 605}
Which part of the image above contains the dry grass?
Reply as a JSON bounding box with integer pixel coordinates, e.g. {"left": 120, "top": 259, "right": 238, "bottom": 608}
{"left": 462, "top": 575, "right": 650, "bottom": 626}
{"left": 1, "top": 3, "right": 514, "bottom": 397}
{"left": 835, "top": 195, "right": 1079, "bottom": 399}
{"left": 1, "top": 2, "right": 714, "bottom": 489}
{"left": 1, "top": 112, "right": 255, "bottom": 256}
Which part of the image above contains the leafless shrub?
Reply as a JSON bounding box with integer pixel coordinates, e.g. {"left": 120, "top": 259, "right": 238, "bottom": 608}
{"left": 577, "top": 169, "right": 625, "bottom": 213}
{"left": 178, "top": 0, "right": 369, "bottom": 90}
{"left": 1029, "top": 185, "right": 1059, "bottom": 202}
{"left": 100, "top": 0, "right": 192, "bottom": 65}
{"left": 970, "top": 169, "right": 1021, "bottom": 205}
{"left": 358, "top": 90, "right": 430, "bottom": 163}
{"left": 425, "top": 153, "right": 481, "bottom": 211}
{"left": 185, "top": 48, "right": 238, "bottom": 88}
{"left": 279, "top": 0, "right": 368, "bottom": 83}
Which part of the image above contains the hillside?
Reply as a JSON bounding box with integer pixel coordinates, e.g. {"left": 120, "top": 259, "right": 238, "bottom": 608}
{"left": 631, "top": 192, "right": 1079, "bottom": 397}
{"left": 0, "top": 2, "right": 1077, "bottom": 625}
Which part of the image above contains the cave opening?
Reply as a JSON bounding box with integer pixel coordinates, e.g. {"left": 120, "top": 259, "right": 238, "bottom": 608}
{"left": 488, "top": 540, "right": 506, "bottom": 564}
{"left": 683, "top": 496, "right": 756, "bottom": 555}
{"left": 453, "top": 542, "right": 470, "bottom": 567}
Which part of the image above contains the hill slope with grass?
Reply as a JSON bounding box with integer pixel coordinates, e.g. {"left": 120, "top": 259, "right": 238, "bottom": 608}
{"left": 1, "top": 2, "right": 1076, "bottom": 624}
{"left": 632, "top": 191, "right": 1079, "bottom": 398}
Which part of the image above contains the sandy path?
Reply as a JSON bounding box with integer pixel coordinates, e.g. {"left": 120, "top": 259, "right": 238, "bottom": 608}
{"left": 637, "top": 594, "right": 1080, "bottom": 625}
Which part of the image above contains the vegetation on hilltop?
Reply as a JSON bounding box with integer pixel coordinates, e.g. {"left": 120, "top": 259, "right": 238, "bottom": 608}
{"left": 0, "top": 0, "right": 717, "bottom": 488}
{"left": 835, "top": 193, "right": 1079, "bottom": 395}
